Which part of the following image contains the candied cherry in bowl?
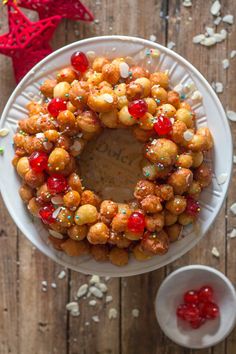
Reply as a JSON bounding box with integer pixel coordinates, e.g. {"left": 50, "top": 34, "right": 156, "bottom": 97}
{"left": 28, "top": 151, "right": 48, "bottom": 173}
{"left": 47, "top": 174, "right": 68, "bottom": 194}
{"left": 48, "top": 98, "right": 67, "bottom": 117}
{"left": 71, "top": 51, "right": 89, "bottom": 73}
{"left": 154, "top": 116, "right": 173, "bottom": 136}
{"left": 127, "top": 211, "right": 145, "bottom": 233}
{"left": 39, "top": 203, "right": 56, "bottom": 224}
{"left": 128, "top": 99, "right": 148, "bottom": 119}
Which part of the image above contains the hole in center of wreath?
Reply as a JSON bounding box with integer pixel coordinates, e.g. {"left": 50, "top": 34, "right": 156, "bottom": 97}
{"left": 79, "top": 128, "right": 144, "bottom": 202}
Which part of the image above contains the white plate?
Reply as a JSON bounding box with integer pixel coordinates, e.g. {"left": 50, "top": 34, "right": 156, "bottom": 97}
{"left": 0, "top": 36, "right": 232, "bottom": 276}
{"left": 155, "top": 265, "right": 236, "bottom": 348}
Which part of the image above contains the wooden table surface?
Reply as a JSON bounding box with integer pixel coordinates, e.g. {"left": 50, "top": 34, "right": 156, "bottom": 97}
{"left": 1, "top": 1, "right": 236, "bottom": 353}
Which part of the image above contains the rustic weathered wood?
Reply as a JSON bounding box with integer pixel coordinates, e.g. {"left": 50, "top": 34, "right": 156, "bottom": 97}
{"left": 0, "top": 0, "right": 236, "bottom": 353}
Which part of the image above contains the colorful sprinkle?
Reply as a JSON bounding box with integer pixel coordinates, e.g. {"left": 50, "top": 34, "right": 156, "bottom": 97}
{"left": 0, "top": 147, "right": 4, "bottom": 155}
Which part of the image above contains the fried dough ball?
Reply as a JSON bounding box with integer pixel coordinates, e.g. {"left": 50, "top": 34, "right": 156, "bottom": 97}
{"left": 191, "top": 151, "right": 204, "bottom": 168}
{"left": 144, "top": 97, "right": 157, "bottom": 115}
{"left": 80, "top": 190, "right": 101, "bottom": 208}
{"left": 48, "top": 148, "right": 70, "bottom": 172}
{"left": 68, "top": 173, "right": 83, "bottom": 194}
{"left": 151, "top": 86, "right": 168, "bottom": 104}
{"left": 178, "top": 212, "right": 195, "bottom": 226}
{"left": 87, "top": 222, "right": 109, "bottom": 244}
{"left": 67, "top": 224, "right": 87, "bottom": 241}
{"left": 133, "top": 244, "right": 152, "bottom": 261}
{"left": 99, "top": 109, "right": 119, "bottom": 128}
{"left": 57, "top": 67, "right": 78, "bottom": 83}
{"left": 140, "top": 195, "right": 163, "bottom": 214}
{"left": 187, "top": 180, "right": 201, "bottom": 199}
{"left": 134, "top": 179, "right": 155, "bottom": 200}
{"left": 49, "top": 221, "right": 68, "bottom": 235}
{"left": 27, "top": 197, "right": 41, "bottom": 217}
{"left": 111, "top": 213, "right": 129, "bottom": 233}
{"left": 194, "top": 162, "right": 212, "bottom": 188}
{"left": 128, "top": 66, "right": 150, "bottom": 81}
{"left": 167, "top": 168, "right": 193, "bottom": 195}
{"left": 86, "top": 72, "right": 103, "bottom": 86}
{"left": 87, "top": 90, "right": 117, "bottom": 113}
{"left": 16, "top": 157, "right": 30, "bottom": 178}
{"left": 142, "top": 161, "right": 172, "bottom": 180}
{"left": 61, "top": 239, "right": 90, "bottom": 256}
{"left": 56, "top": 208, "right": 74, "bottom": 228}
{"left": 74, "top": 204, "right": 98, "bottom": 225}
{"left": 156, "top": 103, "right": 176, "bottom": 118}
{"left": 36, "top": 183, "right": 51, "bottom": 203}
{"left": 57, "top": 110, "right": 76, "bottom": 131}
{"left": 48, "top": 235, "right": 65, "bottom": 251}
{"left": 63, "top": 191, "right": 81, "bottom": 209}
{"left": 118, "top": 105, "right": 136, "bottom": 126}
{"left": 109, "top": 247, "right": 129, "bottom": 266}
{"left": 70, "top": 138, "right": 86, "bottom": 157}
{"left": 141, "top": 230, "right": 169, "bottom": 255}
{"left": 92, "top": 57, "right": 110, "bottom": 72}
{"left": 126, "top": 81, "right": 144, "bottom": 100}
{"left": 76, "top": 110, "right": 101, "bottom": 133}
{"left": 175, "top": 108, "right": 194, "bottom": 128}
{"left": 156, "top": 184, "right": 174, "bottom": 201}
{"left": 145, "top": 138, "right": 178, "bottom": 166}
{"left": 150, "top": 71, "right": 169, "bottom": 89}
{"left": 69, "top": 81, "right": 90, "bottom": 109}
{"left": 186, "top": 134, "right": 207, "bottom": 152}
{"left": 100, "top": 200, "right": 118, "bottom": 220}
{"left": 176, "top": 154, "right": 193, "bottom": 168}
{"left": 133, "top": 127, "right": 155, "bottom": 142}
{"left": 91, "top": 244, "right": 109, "bottom": 262}
{"left": 124, "top": 230, "right": 143, "bottom": 241}
{"left": 139, "top": 112, "right": 154, "bottom": 130}
{"left": 170, "top": 120, "right": 187, "bottom": 144}
{"left": 165, "top": 223, "right": 183, "bottom": 242}
{"left": 102, "top": 63, "right": 120, "bottom": 85}
{"left": 44, "top": 129, "right": 60, "bottom": 143}
{"left": 53, "top": 82, "right": 71, "bottom": 100}
{"left": 19, "top": 184, "right": 34, "bottom": 203}
{"left": 164, "top": 210, "right": 178, "bottom": 226}
{"left": 165, "top": 195, "right": 187, "bottom": 215}
{"left": 135, "top": 78, "right": 151, "bottom": 97}
{"left": 24, "top": 169, "right": 45, "bottom": 188}
{"left": 167, "top": 90, "right": 180, "bottom": 109}
{"left": 109, "top": 231, "right": 132, "bottom": 247}
{"left": 54, "top": 135, "right": 71, "bottom": 152}
{"left": 145, "top": 213, "right": 164, "bottom": 232}
{"left": 179, "top": 101, "right": 191, "bottom": 110}
{"left": 40, "top": 79, "right": 57, "bottom": 98}
{"left": 197, "top": 127, "right": 214, "bottom": 150}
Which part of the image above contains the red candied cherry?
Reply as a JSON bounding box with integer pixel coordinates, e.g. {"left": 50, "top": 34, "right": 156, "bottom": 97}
{"left": 127, "top": 211, "right": 145, "bottom": 233}
{"left": 48, "top": 98, "right": 67, "bottom": 118}
{"left": 182, "top": 303, "right": 200, "bottom": 322}
{"left": 185, "top": 197, "right": 200, "bottom": 217}
{"left": 176, "top": 304, "right": 188, "bottom": 319}
{"left": 200, "top": 302, "right": 220, "bottom": 319}
{"left": 184, "top": 290, "right": 199, "bottom": 305}
{"left": 128, "top": 99, "right": 148, "bottom": 119}
{"left": 39, "top": 204, "right": 55, "bottom": 224}
{"left": 47, "top": 174, "right": 68, "bottom": 194}
{"left": 71, "top": 51, "right": 89, "bottom": 72}
{"left": 28, "top": 151, "right": 48, "bottom": 173}
{"left": 198, "top": 286, "right": 214, "bottom": 303}
{"left": 190, "top": 317, "right": 206, "bottom": 329}
{"left": 154, "top": 116, "right": 172, "bottom": 135}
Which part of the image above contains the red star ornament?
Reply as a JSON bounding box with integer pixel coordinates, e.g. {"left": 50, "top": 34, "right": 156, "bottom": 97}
{"left": 18, "top": 0, "right": 94, "bottom": 22}
{"left": 0, "top": 2, "right": 61, "bottom": 82}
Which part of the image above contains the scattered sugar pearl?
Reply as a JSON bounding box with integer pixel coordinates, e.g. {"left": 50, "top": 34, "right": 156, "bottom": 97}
{"left": 95, "top": 283, "right": 108, "bottom": 293}
{"left": 90, "top": 275, "right": 100, "bottom": 284}
{"left": 103, "top": 93, "right": 113, "bottom": 103}
{"left": 89, "top": 300, "right": 97, "bottom": 306}
{"left": 77, "top": 284, "right": 88, "bottom": 298}
{"left": 66, "top": 302, "right": 80, "bottom": 317}
{"left": 167, "top": 41, "right": 175, "bottom": 50}
{"left": 49, "top": 229, "right": 64, "bottom": 239}
{"left": 41, "top": 280, "right": 47, "bottom": 287}
{"left": 108, "top": 308, "right": 118, "bottom": 319}
{"left": 212, "top": 82, "right": 223, "bottom": 93}
{"left": 119, "top": 62, "right": 130, "bottom": 78}
{"left": 214, "top": 16, "right": 222, "bottom": 25}
{"left": 105, "top": 295, "right": 113, "bottom": 303}
{"left": 205, "top": 27, "right": 215, "bottom": 36}
{"left": 132, "top": 309, "right": 140, "bottom": 318}
{"left": 230, "top": 50, "right": 236, "bottom": 59}
{"left": 0, "top": 128, "right": 9, "bottom": 137}
{"left": 183, "top": 130, "right": 194, "bottom": 141}
{"left": 216, "top": 173, "right": 228, "bottom": 185}
{"left": 211, "top": 246, "right": 220, "bottom": 258}
{"left": 210, "top": 1, "right": 221, "bottom": 16}
{"left": 233, "top": 155, "right": 236, "bottom": 164}
{"left": 200, "top": 37, "right": 217, "bottom": 46}
{"left": 192, "top": 34, "right": 205, "bottom": 44}
{"left": 191, "top": 90, "right": 202, "bottom": 101}
{"left": 89, "top": 286, "right": 103, "bottom": 298}
{"left": 230, "top": 203, "right": 236, "bottom": 215}
{"left": 222, "top": 59, "right": 229, "bottom": 69}
{"left": 183, "top": 0, "right": 192, "bottom": 7}
{"left": 92, "top": 315, "right": 100, "bottom": 323}
{"left": 149, "top": 34, "right": 156, "bottom": 42}
{"left": 51, "top": 282, "right": 57, "bottom": 289}
{"left": 227, "top": 111, "right": 236, "bottom": 122}
{"left": 85, "top": 321, "right": 90, "bottom": 326}
{"left": 58, "top": 270, "right": 66, "bottom": 279}
{"left": 222, "top": 14, "right": 234, "bottom": 25}
{"left": 229, "top": 229, "right": 236, "bottom": 238}
{"left": 51, "top": 195, "right": 64, "bottom": 205}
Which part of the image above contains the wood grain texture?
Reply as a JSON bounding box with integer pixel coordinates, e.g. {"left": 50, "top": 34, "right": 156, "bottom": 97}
{"left": 0, "top": 0, "right": 236, "bottom": 353}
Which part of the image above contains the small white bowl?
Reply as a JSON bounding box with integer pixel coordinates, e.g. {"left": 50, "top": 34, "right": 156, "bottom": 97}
{"left": 155, "top": 265, "right": 236, "bottom": 349}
